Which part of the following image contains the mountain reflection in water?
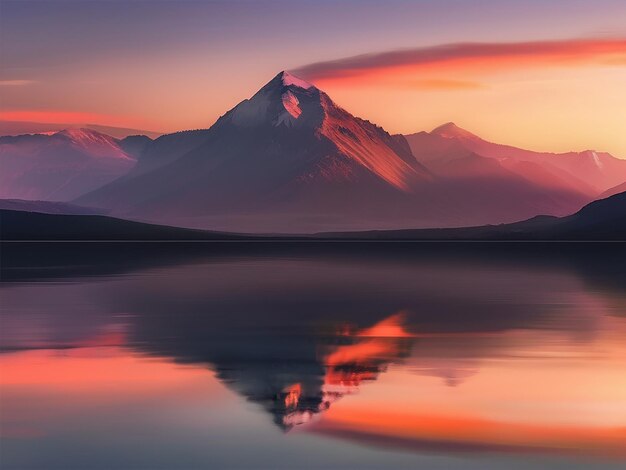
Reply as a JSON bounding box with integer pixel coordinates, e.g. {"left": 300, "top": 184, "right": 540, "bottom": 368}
{"left": 234, "top": 312, "right": 414, "bottom": 430}
{"left": 1, "top": 243, "right": 625, "bottom": 469}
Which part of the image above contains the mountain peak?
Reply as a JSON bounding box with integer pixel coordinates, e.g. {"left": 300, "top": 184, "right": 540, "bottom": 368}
{"left": 228, "top": 71, "right": 323, "bottom": 128}
{"left": 278, "top": 71, "right": 314, "bottom": 90}
{"left": 431, "top": 122, "right": 478, "bottom": 140}
{"left": 258, "top": 71, "right": 315, "bottom": 93}
{"left": 56, "top": 128, "right": 106, "bottom": 139}
{"left": 53, "top": 128, "right": 135, "bottom": 161}
{"left": 55, "top": 128, "right": 122, "bottom": 146}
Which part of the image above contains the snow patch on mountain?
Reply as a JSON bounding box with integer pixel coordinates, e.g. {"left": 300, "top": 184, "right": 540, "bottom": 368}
{"left": 274, "top": 91, "right": 302, "bottom": 127}
{"left": 56, "top": 128, "right": 135, "bottom": 160}
{"left": 590, "top": 151, "right": 604, "bottom": 169}
{"left": 281, "top": 71, "right": 313, "bottom": 89}
{"left": 282, "top": 91, "right": 301, "bottom": 118}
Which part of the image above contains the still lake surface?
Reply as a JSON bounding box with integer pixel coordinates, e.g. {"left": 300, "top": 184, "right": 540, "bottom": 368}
{"left": 1, "top": 242, "right": 625, "bottom": 469}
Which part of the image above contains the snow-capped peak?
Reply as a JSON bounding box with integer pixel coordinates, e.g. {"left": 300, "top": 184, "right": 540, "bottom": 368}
{"left": 431, "top": 122, "right": 478, "bottom": 140}
{"left": 54, "top": 128, "right": 134, "bottom": 160}
{"left": 56, "top": 128, "right": 110, "bottom": 142}
{"left": 280, "top": 71, "right": 313, "bottom": 90}
{"left": 229, "top": 71, "right": 320, "bottom": 128}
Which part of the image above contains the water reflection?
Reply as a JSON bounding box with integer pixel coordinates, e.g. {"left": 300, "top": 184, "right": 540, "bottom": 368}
{"left": 1, "top": 243, "right": 625, "bottom": 469}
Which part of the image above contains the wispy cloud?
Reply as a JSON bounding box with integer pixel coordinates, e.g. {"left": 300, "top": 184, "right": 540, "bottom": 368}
{"left": 0, "top": 80, "right": 36, "bottom": 86}
{"left": 293, "top": 38, "right": 626, "bottom": 81}
{"left": 0, "top": 109, "right": 157, "bottom": 131}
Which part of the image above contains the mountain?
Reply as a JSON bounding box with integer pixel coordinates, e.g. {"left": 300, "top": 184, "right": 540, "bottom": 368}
{"left": 0, "top": 199, "right": 106, "bottom": 215}
{"left": 118, "top": 134, "right": 153, "bottom": 159}
{"left": 0, "top": 128, "right": 137, "bottom": 201}
{"left": 406, "top": 123, "right": 626, "bottom": 194}
{"left": 77, "top": 71, "right": 437, "bottom": 232}
{"left": 100, "top": 129, "right": 213, "bottom": 182}
{"left": 0, "top": 120, "right": 162, "bottom": 139}
{"left": 76, "top": 71, "right": 604, "bottom": 233}
{"left": 599, "top": 181, "right": 626, "bottom": 200}
{"left": 560, "top": 190, "right": 626, "bottom": 235}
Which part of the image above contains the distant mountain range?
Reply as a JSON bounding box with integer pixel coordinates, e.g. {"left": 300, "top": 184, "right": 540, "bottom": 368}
{"left": 0, "top": 120, "right": 162, "bottom": 139}
{"left": 0, "top": 129, "right": 146, "bottom": 201}
{"left": 406, "top": 122, "right": 624, "bottom": 195}
{"left": 2, "top": 71, "right": 625, "bottom": 232}
{"left": 2, "top": 190, "right": 624, "bottom": 241}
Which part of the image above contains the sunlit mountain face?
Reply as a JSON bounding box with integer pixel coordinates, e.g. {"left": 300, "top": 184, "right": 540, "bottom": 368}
{"left": 2, "top": 244, "right": 625, "bottom": 468}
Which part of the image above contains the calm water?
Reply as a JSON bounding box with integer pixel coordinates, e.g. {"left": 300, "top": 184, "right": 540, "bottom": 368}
{"left": 1, "top": 243, "right": 625, "bottom": 469}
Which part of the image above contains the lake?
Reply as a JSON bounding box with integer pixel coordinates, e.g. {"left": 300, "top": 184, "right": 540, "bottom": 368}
{"left": 1, "top": 242, "right": 625, "bottom": 469}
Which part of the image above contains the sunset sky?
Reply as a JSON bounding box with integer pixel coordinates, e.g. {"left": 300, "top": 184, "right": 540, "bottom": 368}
{"left": 2, "top": 0, "right": 626, "bottom": 156}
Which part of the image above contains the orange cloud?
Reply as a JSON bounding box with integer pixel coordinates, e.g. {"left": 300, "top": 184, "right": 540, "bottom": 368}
{"left": 294, "top": 38, "right": 626, "bottom": 84}
{"left": 408, "top": 79, "right": 485, "bottom": 90}
{"left": 0, "top": 109, "right": 157, "bottom": 130}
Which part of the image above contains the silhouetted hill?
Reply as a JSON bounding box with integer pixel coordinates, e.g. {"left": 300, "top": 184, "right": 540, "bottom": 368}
{"left": 322, "top": 191, "right": 626, "bottom": 240}
{"left": 0, "top": 210, "right": 254, "bottom": 241}
{"left": 0, "top": 199, "right": 106, "bottom": 215}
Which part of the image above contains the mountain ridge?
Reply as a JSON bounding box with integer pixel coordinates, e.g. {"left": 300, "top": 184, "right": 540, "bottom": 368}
{"left": 406, "top": 123, "right": 626, "bottom": 193}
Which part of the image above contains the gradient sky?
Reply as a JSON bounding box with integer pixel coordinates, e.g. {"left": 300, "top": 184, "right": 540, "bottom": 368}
{"left": 2, "top": 0, "right": 626, "bottom": 156}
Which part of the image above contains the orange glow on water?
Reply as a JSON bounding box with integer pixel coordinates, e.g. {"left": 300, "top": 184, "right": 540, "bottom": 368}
{"left": 325, "top": 340, "right": 398, "bottom": 368}
{"left": 325, "top": 313, "right": 411, "bottom": 373}
{"left": 0, "top": 348, "right": 212, "bottom": 394}
{"left": 312, "top": 408, "right": 626, "bottom": 457}
{"left": 72, "top": 330, "right": 127, "bottom": 348}
{"left": 283, "top": 383, "right": 302, "bottom": 409}
{"left": 323, "top": 313, "right": 411, "bottom": 389}
{"left": 357, "top": 312, "right": 412, "bottom": 338}
{"left": 310, "top": 317, "right": 626, "bottom": 458}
